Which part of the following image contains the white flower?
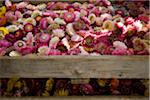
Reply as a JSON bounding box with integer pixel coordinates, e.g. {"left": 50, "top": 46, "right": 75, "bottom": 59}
{"left": 90, "top": 52, "right": 100, "bottom": 56}
{"left": 52, "top": 29, "right": 65, "bottom": 38}
{"left": 31, "top": 10, "right": 42, "bottom": 18}
{"left": 116, "top": 22, "right": 127, "bottom": 34}
{"left": 88, "top": 13, "right": 96, "bottom": 24}
{"left": 54, "top": 18, "right": 66, "bottom": 25}
{"left": 66, "top": 23, "right": 76, "bottom": 36}
{"left": 9, "top": 51, "right": 21, "bottom": 57}
{"left": 24, "top": 17, "right": 36, "bottom": 26}
{"left": 79, "top": 46, "right": 89, "bottom": 55}
{"left": 100, "top": 13, "right": 112, "bottom": 21}
{"left": 6, "top": 25, "right": 19, "bottom": 32}
{"left": 62, "top": 38, "right": 70, "bottom": 50}
{"left": 16, "top": 2, "right": 28, "bottom": 9}
{"left": 38, "top": 46, "right": 49, "bottom": 55}
{"left": 71, "top": 34, "right": 83, "bottom": 42}
{"left": 113, "top": 41, "right": 127, "bottom": 49}
{"left": 49, "top": 36, "right": 60, "bottom": 49}
{"left": 133, "top": 20, "right": 143, "bottom": 32}
{"left": 74, "top": 11, "right": 81, "bottom": 21}
{"left": 36, "top": 3, "right": 46, "bottom": 10}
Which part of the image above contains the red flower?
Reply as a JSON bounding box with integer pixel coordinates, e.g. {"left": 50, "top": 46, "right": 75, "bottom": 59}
{"left": 138, "top": 15, "right": 149, "bottom": 23}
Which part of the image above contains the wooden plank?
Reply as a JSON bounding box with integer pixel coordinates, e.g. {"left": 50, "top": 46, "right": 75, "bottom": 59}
{"left": 0, "top": 56, "right": 149, "bottom": 78}
{"left": 0, "top": 96, "right": 149, "bottom": 100}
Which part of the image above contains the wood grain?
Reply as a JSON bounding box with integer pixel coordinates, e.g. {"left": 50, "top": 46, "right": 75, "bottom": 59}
{"left": 0, "top": 56, "right": 149, "bottom": 78}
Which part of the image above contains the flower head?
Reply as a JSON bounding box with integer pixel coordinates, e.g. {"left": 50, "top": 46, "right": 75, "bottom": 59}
{"left": 14, "top": 40, "right": 26, "bottom": 51}
{"left": 0, "top": 27, "right": 9, "bottom": 40}
{"left": 0, "top": 6, "right": 6, "bottom": 17}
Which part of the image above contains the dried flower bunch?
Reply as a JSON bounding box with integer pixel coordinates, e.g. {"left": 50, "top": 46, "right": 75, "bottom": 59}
{"left": 0, "top": 78, "right": 149, "bottom": 96}
{"left": 0, "top": 0, "right": 149, "bottom": 56}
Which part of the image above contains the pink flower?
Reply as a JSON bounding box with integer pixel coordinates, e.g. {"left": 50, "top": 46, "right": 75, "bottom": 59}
{"left": 112, "top": 48, "right": 128, "bottom": 55}
{"left": 0, "top": 40, "right": 12, "bottom": 48}
{"left": 63, "top": 12, "right": 75, "bottom": 23}
{"left": 39, "top": 33, "right": 51, "bottom": 43}
{"left": 96, "top": 36, "right": 111, "bottom": 46}
{"left": 14, "top": 40, "right": 27, "bottom": 51}
{"left": 42, "top": 11, "right": 58, "bottom": 18}
{"left": 5, "top": 11, "right": 17, "bottom": 23}
{"left": 81, "top": 17, "right": 91, "bottom": 25}
{"left": 71, "top": 34, "right": 83, "bottom": 42}
{"left": 15, "top": 11, "right": 22, "bottom": 19}
{"left": 80, "top": 9, "right": 88, "bottom": 17}
{"left": 67, "top": 48, "right": 80, "bottom": 55}
{"left": 16, "top": 2, "right": 28, "bottom": 9}
{"left": 0, "top": 47, "right": 6, "bottom": 56}
{"left": 39, "top": 18, "right": 48, "bottom": 30}
{"left": 102, "top": 0, "right": 111, "bottom": 6}
{"left": 48, "top": 49, "right": 61, "bottom": 55}
{"left": 5, "top": 0, "right": 12, "bottom": 7}
{"left": 52, "top": 29, "right": 65, "bottom": 38}
{"left": 19, "top": 46, "right": 35, "bottom": 55}
{"left": 26, "top": 32, "right": 35, "bottom": 45}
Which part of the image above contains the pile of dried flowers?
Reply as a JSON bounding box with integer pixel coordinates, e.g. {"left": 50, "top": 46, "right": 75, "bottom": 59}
{"left": 0, "top": 0, "right": 149, "bottom": 56}
{"left": 0, "top": 78, "right": 149, "bottom": 96}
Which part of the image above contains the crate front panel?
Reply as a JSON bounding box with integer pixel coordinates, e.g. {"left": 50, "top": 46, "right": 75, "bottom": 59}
{"left": 0, "top": 56, "right": 149, "bottom": 78}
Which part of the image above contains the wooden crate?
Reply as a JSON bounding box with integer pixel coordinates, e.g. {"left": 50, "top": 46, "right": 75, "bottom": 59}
{"left": 0, "top": 0, "right": 149, "bottom": 100}
{"left": 0, "top": 56, "right": 149, "bottom": 100}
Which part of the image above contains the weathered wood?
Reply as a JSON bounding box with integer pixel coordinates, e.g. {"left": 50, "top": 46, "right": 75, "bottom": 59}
{"left": 0, "top": 96, "right": 148, "bottom": 100}
{"left": 0, "top": 56, "right": 149, "bottom": 78}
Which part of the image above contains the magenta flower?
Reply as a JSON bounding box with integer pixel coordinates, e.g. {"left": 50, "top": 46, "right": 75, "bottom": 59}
{"left": 39, "top": 33, "right": 51, "bottom": 43}
{"left": 19, "top": 46, "right": 35, "bottom": 55}
{"left": 39, "top": 18, "right": 48, "bottom": 30}
{"left": 0, "top": 40, "right": 12, "bottom": 48}
{"left": 112, "top": 48, "right": 128, "bottom": 55}
{"left": 63, "top": 12, "right": 75, "bottom": 23}
{"left": 67, "top": 48, "right": 80, "bottom": 55}
{"left": 48, "top": 49, "right": 61, "bottom": 55}
{"left": 14, "top": 40, "right": 26, "bottom": 51}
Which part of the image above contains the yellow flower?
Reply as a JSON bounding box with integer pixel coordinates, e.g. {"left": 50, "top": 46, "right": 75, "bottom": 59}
{"left": 54, "top": 88, "right": 69, "bottom": 96}
{"left": 45, "top": 78, "right": 54, "bottom": 91}
{"left": 7, "top": 77, "right": 20, "bottom": 92}
{"left": 0, "top": 27, "right": 9, "bottom": 39}
{"left": 42, "top": 91, "right": 50, "bottom": 96}
{"left": 0, "top": 6, "right": 6, "bottom": 16}
{"left": 97, "top": 79, "right": 106, "bottom": 87}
